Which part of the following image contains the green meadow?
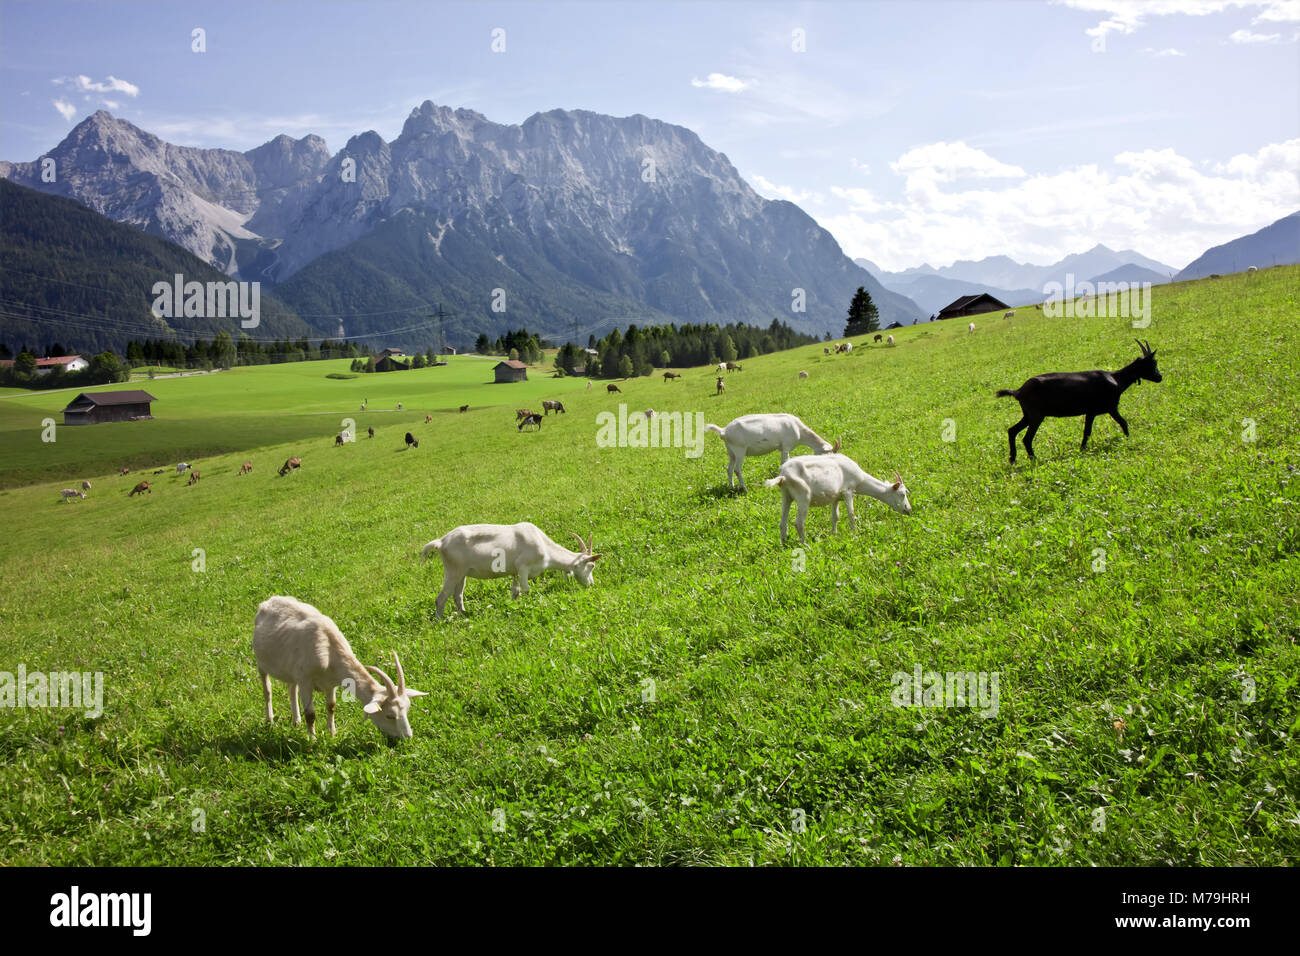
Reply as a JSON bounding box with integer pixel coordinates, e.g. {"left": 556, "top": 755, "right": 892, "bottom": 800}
{"left": 0, "top": 267, "right": 1296, "bottom": 865}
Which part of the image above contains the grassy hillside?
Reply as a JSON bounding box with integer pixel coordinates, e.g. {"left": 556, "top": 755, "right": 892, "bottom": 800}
{"left": 0, "top": 267, "right": 1296, "bottom": 865}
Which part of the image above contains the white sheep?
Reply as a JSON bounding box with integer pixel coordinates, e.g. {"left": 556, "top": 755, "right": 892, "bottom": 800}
{"left": 252, "top": 595, "right": 427, "bottom": 739}
{"left": 704, "top": 413, "right": 837, "bottom": 492}
{"left": 798, "top": 370, "right": 809, "bottom": 379}
{"left": 60, "top": 488, "right": 85, "bottom": 502}
{"left": 765, "top": 453, "right": 912, "bottom": 546}
{"left": 421, "top": 523, "right": 601, "bottom": 618}
{"left": 887, "top": 335, "right": 895, "bottom": 345}
{"left": 968, "top": 322, "right": 975, "bottom": 334}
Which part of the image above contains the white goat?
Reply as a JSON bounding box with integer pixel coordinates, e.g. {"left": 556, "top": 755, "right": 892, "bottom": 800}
{"left": 765, "top": 453, "right": 912, "bottom": 546}
{"left": 60, "top": 488, "right": 85, "bottom": 502}
{"left": 968, "top": 322, "right": 975, "bottom": 334}
{"left": 176, "top": 462, "right": 190, "bottom": 474}
{"left": 81, "top": 480, "right": 92, "bottom": 491}
{"left": 887, "top": 335, "right": 895, "bottom": 345}
{"left": 252, "top": 595, "right": 427, "bottom": 739}
{"left": 1004, "top": 311, "right": 1014, "bottom": 318}
{"left": 704, "top": 413, "right": 836, "bottom": 492}
{"left": 843, "top": 341, "right": 853, "bottom": 353}
{"left": 798, "top": 370, "right": 809, "bottom": 379}
{"left": 421, "top": 523, "right": 601, "bottom": 618}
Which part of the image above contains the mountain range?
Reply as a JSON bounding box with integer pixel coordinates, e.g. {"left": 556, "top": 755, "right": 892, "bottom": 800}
{"left": 856, "top": 245, "right": 1179, "bottom": 315}
{"left": 1, "top": 107, "right": 921, "bottom": 348}
{"left": 1175, "top": 211, "right": 1300, "bottom": 279}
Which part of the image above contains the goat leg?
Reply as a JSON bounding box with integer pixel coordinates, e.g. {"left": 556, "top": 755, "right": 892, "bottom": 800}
{"left": 1109, "top": 410, "right": 1129, "bottom": 437}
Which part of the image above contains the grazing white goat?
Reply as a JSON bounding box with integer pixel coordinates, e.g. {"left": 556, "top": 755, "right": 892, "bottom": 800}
{"left": 1004, "top": 311, "right": 1014, "bottom": 318}
{"left": 798, "top": 370, "right": 809, "bottom": 379}
{"left": 844, "top": 341, "right": 853, "bottom": 353}
{"left": 252, "top": 596, "right": 427, "bottom": 739}
{"left": 421, "top": 523, "right": 602, "bottom": 618}
{"left": 765, "top": 453, "right": 912, "bottom": 546}
{"left": 81, "top": 480, "right": 92, "bottom": 491}
{"left": 176, "top": 462, "right": 190, "bottom": 474}
{"left": 60, "top": 488, "right": 85, "bottom": 502}
{"left": 887, "top": 335, "right": 895, "bottom": 345}
{"left": 704, "top": 413, "right": 837, "bottom": 492}
{"left": 968, "top": 322, "right": 975, "bottom": 334}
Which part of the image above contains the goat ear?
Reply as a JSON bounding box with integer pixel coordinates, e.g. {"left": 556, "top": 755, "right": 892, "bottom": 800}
{"left": 404, "top": 688, "right": 429, "bottom": 698}
{"left": 363, "top": 700, "right": 382, "bottom": 714}
{"left": 891, "top": 481, "right": 901, "bottom": 491}
{"left": 587, "top": 553, "right": 603, "bottom": 562}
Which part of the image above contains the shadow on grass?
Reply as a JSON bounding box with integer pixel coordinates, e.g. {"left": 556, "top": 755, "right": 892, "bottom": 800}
{"left": 162, "top": 720, "right": 381, "bottom": 764}
{"left": 693, "top": 484, "right": 744, "bottom": 502}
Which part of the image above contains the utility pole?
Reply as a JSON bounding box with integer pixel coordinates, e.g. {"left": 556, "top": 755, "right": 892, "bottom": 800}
{"left": 426, "top": 303, "right": 457, "bottom": 355}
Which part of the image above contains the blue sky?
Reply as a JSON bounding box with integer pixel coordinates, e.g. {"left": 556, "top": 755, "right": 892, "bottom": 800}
{"left": 2, "top": 0, "right": 1297, "bottom": 270}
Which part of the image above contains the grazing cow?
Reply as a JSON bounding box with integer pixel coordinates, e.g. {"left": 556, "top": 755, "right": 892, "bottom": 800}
{"left": 663, "top": 371, "right": 681, "bottom": 381}
{"left": 607, "top": 384, "right": 622, "bottom": 393}
{"left": 716, "top": 376, "right": 726, "bottom": 396}
{"left": 278, "top": 457, "right": 302, "bottom": 476}
{"left": 405, "top": 432, "right": 419, "bottom": 449}
{"left": 335, "top": 434, "right": 345, "bottom": 447}
{"left": 239, "top": 462, "right": 253, "bottom": 475}
{"left": 81, "top": 480, "right": 92, "bottom": 491}
{"left": 542, "top": 400, "right": 566, "bottom": 415}
{"left": 996, "top": 340, "right": 1163, "bottom": 464}
{"left": 873, "top": 334, "right": 882, "bottom": 343}
{"left": 129, "top": 481, "right": 152, "bottom": 496}
{"left": 367, "top": 426, "right": 374, "bottom": 439}
{"left": 61, "top": 489, "right": 85, "bottom": 502}
{"left": 459, "top": 404, "right": 469, "bottom": 413}
{"left": 188, "top": 470, "right": 201, "bottom": 486}
{"left": 518, "top": 413, "right": 543, "bottom": 432}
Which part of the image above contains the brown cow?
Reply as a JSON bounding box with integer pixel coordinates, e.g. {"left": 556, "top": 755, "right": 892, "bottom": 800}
{"left": 239, "top": 462, "right": 253, "bottom": 475}
{"left": 188, "top": 470, "right": 201, "bottom": 486}
{"left": 129, "top": 481, "right": 151, "bottom": 496}
{"left": 278, "top": 457, "right": 302, "bottom": 476}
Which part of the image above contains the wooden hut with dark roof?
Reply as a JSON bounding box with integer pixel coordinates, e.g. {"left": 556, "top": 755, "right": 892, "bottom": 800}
{"left": 61, "top": 390, "right": 158, "bottom": 425}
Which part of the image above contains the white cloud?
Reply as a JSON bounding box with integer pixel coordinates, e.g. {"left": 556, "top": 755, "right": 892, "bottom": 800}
{"left": 54, "top": 74, "right": 141, "bottom": 97}
{"left": 1141, "top": 46, "right": 1188, "bottom": 54}
{"left": 52, "top": 99, "right": 76, "bottom": 121}
{"left": 690, "top": 73, "right": 751, "bottom": 93}
{"left": 850, "top": 157, "right": 871, "bottom": 174}
{"left": 1057, "top": 1, "right": 1300, "bottom": 42}
{"left": 892, "top": 141, "right": 1027, "bottom": 184}
{"left": 817, "top": 138, "right": 1300, "bottom": 272}
{"left": 1229, "top": 27, "right": 1283, "bottom": 38}
{"left": 750, "top": 173, "right": 819, "bottom": 205}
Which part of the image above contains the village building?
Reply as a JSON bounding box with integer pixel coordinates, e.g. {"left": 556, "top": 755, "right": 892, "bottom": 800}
{"left": 936, "top": 293, "right": 1011, "bottom": 320}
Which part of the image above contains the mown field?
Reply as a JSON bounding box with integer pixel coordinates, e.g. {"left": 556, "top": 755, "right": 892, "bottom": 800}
{"left": 0, "top": 354, "right": 587, "bottom": 488}
{"left": 1, "top": 267, "right": 1297, "bottom": 866}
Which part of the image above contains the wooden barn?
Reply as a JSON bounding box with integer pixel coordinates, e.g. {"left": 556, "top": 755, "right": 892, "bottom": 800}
{"left": 493, "top": 360, "right": 528, "bottom": 383}
{"left": 936, "top": 293, "right": 1011, "bottom": 320}
{"left": 62, "top": 390, "right": 157, "bottom": 426}
{"left": 373, "top": 354, "right": 410, "bottom": 373}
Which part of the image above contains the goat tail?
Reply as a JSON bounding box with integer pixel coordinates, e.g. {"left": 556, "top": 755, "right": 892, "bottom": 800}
{"left": 764, "top": 476, "right": 785, "bottom": 488}
{"left": 994, "top": 388, "right": 1018, "bottom": 398}
{"left": 420, "top": 539, "right": 443, "bottom": 563}
{"left": 704, "top": 423, "right": 725, "bottom": 437}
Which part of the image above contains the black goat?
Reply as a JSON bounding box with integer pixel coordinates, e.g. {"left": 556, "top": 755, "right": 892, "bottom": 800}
{"left": 518, "top": 413, "right": 542, "bottom": 432}
{"left": 996, "top": 340, "right": 1162, "bottom": 463}
{"left": 405, "top": 432, "right": 419, "bottom": 449}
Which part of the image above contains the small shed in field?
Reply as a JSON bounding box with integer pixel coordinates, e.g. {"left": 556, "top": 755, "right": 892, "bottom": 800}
{"left": 62, "top": 390, "right": 157, "bottom": 425}
{"left": 441, "top": 345, "right": 458, "bottom": 355}
{"left": 936, "top": 293, "right": 1010, "bottom": 320}
{"left": 373, "top": 355, "right": 410, "bottom": 373}
{"left": 494, "top": 360, "right": 528, "bottom": 383}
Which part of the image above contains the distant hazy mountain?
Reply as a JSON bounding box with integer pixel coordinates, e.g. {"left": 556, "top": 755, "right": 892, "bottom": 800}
{"left": 864, "top": 245, "right": 1176, "bottom": 294}
{"left": 0, "top": 179, "right": 312, "bottom": 353}
{"left": 1176, "top": 211, "right": 1300, "bottom": 280}
{"left": 2, "top": 107, "right": 922, "bottom": 347}
{"left": 867, "top": 273, "right": 1042, "bottom": 316}
{"left": 1086, "top": 264, "right": 1171, "bottom": 285}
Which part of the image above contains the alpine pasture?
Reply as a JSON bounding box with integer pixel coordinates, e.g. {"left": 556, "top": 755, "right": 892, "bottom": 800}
{"left": 1, "top": 267, "right": 1297, "bottom": 865}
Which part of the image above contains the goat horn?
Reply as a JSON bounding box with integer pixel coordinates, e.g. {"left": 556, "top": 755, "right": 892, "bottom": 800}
{"left": 392, "top": 651, "right": 407, "bottom": 695}
{"left": 893, "top": 471, "right": 902, "bottom": 484}
{"left": 588, "top": 530, "right": 594, "bottom": 556}
{"left": 570, "top": 532, "right": 589, "bottom": 554}
{"left": 367, "top": 664, "right": 398, "bottom": 698}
